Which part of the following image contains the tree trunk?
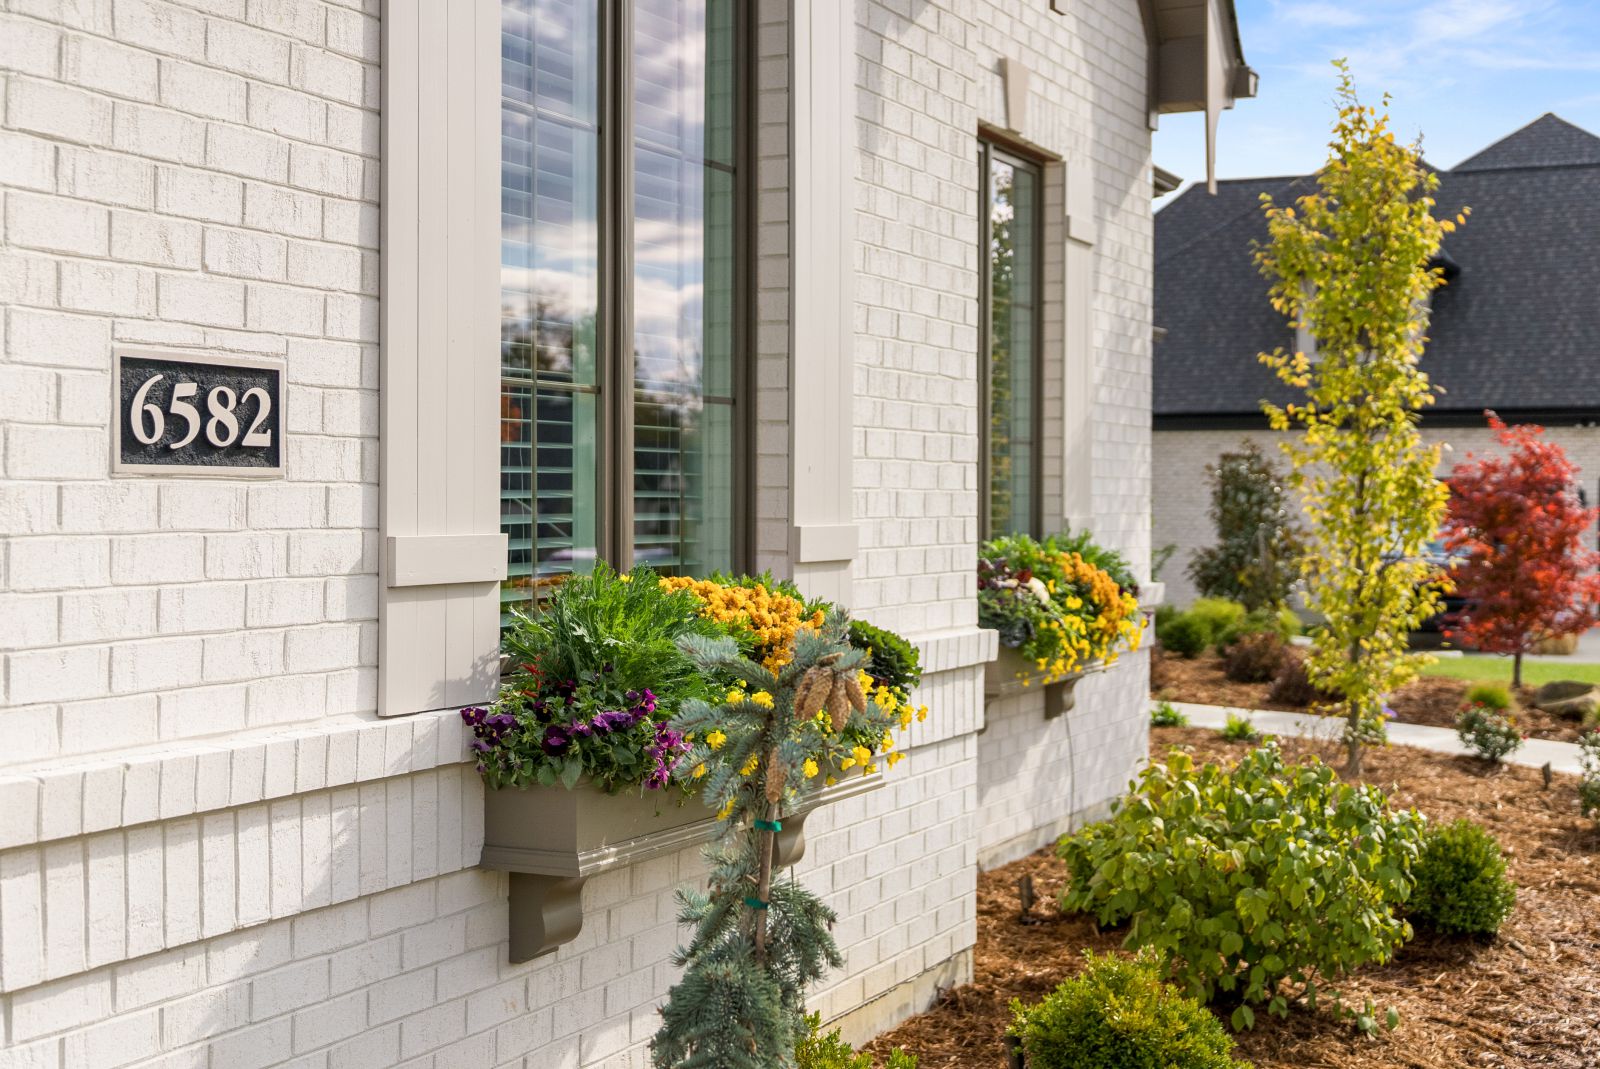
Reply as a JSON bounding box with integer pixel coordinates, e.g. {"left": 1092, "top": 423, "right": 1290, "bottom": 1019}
{"left": 1513, "top": 650, "right": 1523, "bottom": 690}
{"left": 752, "top": 800, "right": 777, "bottom": 964}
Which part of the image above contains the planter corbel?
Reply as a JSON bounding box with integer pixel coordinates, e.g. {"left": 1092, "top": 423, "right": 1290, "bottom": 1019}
{"left": 481, "top": 771, "right": 885, "bottom": 961}
{"left": 983, "top": 647, "right": 1109, "bottom": 719}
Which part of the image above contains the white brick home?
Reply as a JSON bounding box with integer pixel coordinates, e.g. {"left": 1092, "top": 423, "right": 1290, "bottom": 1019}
{"left": 0, "top": 1, "right": 1250, "bottom": 1065}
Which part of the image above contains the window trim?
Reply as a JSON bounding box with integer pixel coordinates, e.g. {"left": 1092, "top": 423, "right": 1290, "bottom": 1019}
{"left": 977, "top": 136, "right": 1045, "bottom": 540}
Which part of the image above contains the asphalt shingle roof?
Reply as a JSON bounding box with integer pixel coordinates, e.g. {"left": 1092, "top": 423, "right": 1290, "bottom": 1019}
{"left": 1154, "top": 114, "right": 1600, "bottom": 420}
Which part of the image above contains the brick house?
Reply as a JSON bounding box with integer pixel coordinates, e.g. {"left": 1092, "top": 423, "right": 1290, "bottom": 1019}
{"left": 0, "top": 1, "right": 1250, "bottom": 1065}
{"left": 1153, "top": 114, "right": 1600, "bottom": 608}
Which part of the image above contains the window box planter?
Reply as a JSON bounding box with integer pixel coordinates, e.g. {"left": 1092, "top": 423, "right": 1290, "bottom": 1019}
{"left": 481, "top": 771, "right": 883, "bottom": 961}
{"left": 983, "top": 646, "right": 1110, "bottom": 719}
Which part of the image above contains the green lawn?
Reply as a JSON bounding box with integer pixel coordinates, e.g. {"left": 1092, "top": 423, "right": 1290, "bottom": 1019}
{"left": 1420, "top": 655, "right": 1600, "bottom": 686}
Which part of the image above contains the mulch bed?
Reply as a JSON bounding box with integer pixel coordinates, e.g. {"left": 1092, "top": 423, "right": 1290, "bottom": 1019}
{"left": 1152, "top": 650, "right": 1592, "bottom": 743}
{"left": 863, "top": 728, "right": 1600, "bottom": 1069}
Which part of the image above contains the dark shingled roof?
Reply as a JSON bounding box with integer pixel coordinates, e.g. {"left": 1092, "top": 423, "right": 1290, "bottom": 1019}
{"left": 1154, "top": 114, "right": 1600, "bottom": 422}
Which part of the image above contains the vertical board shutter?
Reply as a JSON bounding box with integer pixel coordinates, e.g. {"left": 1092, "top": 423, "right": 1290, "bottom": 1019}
{"left": 379, "top": 0, "right": 505, "bottom": 717}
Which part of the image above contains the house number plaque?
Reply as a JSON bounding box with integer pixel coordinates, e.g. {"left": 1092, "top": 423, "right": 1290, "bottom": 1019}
{"left": 113, "top": 349, "right": 284, "bottom": 477}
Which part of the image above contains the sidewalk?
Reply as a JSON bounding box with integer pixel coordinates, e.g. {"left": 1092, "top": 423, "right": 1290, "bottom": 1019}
{"left": 1168, "top": 701, "right": 1589, "bottom": 777}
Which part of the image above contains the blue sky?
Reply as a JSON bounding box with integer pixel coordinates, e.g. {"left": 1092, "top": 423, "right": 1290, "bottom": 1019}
{"left": 1153, "top": 0, "right": 1600, "bottom": 203}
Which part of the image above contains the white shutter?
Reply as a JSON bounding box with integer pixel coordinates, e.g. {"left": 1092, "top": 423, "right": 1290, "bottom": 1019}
{"left": 378, "top": 0, "right": 505, "bottom": 717}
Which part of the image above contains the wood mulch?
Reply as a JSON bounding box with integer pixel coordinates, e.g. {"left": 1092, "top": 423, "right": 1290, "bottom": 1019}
{"left": 1152, "top": 650, "right": 1592, "bottom": 743}
{"left": 862, "top": 728, "right": 1600, "bottom": 1069}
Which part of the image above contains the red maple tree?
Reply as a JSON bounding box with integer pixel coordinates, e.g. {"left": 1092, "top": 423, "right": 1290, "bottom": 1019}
{"left": 1442, "top": 413, "right": 1600, "bottom": 686}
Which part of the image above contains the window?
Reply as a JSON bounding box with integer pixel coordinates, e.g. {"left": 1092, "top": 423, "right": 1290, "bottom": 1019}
{"left": 500, "top": 0, "right": 742, "bottom": 620}
{"left": 979, "top": 140, "right": 1042, "bottom": 537}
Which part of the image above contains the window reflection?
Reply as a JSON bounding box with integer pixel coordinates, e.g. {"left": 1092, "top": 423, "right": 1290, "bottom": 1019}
{"left": 987, "top": 150, "right": 1039, "bottom": 536}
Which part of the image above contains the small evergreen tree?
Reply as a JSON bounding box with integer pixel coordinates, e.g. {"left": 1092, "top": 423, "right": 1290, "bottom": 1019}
{"left": 1188, "top": 440, "right": 1304, "bottom": 610}
{"left": 1443, "top": 414, "right": 1600, "bottom": 687}
{"left": 1256, "top": 62, "right": 1464, "bottom": 774}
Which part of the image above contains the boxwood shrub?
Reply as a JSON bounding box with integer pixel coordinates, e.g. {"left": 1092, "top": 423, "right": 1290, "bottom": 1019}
{"left": 1057, "top": 743, "right": 1425, "bottom": 1028}
{"left": 1009, "top": 951, "right": 1248, "bottom": 1069}
{"left": 1157, "top": 614, "right": 1208, "bottom": 659}
{"left": 1409, "top": 820, "right": 1516, "bottom": 937}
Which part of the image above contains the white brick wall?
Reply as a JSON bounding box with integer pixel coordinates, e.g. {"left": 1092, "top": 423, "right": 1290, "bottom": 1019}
{"left": 2, "top": 0, "right": 1159, "bottom": 1064}
{"left": 1, "top": 0, "right": 380, "bottom": 759}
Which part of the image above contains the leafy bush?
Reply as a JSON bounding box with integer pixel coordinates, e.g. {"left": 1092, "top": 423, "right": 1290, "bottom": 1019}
{"left": 1267, "top": 652, "right": 1339, "bottom": 707}
{"left": 1009, "top": 951, "right": 1248, "bottom": 1069}
{"left": 1465, "top": 682, "right": 1512, "bottom": 712}
{"left": 1058, "top": 744, "right": 1425, "bottom": 1027}
{"left": 1157, "top": 614, "right": 1208, "bottom": 659}
{"left": 1188, "top": 441, "right": 1305, "bottom": 612}
{"left": 849, "top": 619, "right": 923, "bottom": 696}
{"left": 795, "top": 1013, "right": 917, "bottom": 1069}
{"left": 1222, "top": 632, "right": 1287, "bottom": 684}
{"left": 1214, "top": 607, "right": 1300, "bottom": 653}
{"left": 1455, "top": 702, "right": 1523, "bottom": 763}
{"left": 1219, "top": 713, "right": 1261, "bottom": 742}
{"left": 1151, "top": 700, "right": 1189, "bottom": 727}
{"left": 1051, "top": 526, "right": 1140, "bottom": 593}
{"left": 1578, "top": 732, "right": 1600, "bottom": 821}
{"left": 1155, "top": 603, "right": 1179, "bottom": 631}
{"left": 1409, "top": 820, "right": 1516, "bottom": 936}
{"left": 1187, "top": 598, "right": 1248, "bottom": 645}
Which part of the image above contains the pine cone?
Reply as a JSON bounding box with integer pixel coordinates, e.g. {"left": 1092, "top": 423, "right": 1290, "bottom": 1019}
{"left": 844, "top": 674, "right": 867, "bottom": 714}
{"left": 764, "top": 748, "right": 786, "bottom": 803}
{"left": 827, "top": 676, "right": 851, "bottom": 732}
{"left": 794, "top": 666, "right": 830, "bottom": 722}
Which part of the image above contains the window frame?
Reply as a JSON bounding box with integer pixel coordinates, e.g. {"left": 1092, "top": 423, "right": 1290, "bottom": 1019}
{"left": 502, "top": 0, "right": 753, "bottom": 595}
{"left": 977, "top": 136, "right": 1045, "bottom": 540}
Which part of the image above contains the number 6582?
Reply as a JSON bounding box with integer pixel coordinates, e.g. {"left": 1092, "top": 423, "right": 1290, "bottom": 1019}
{"left": 128, "top": 374, "right": 274, "bottom": 450}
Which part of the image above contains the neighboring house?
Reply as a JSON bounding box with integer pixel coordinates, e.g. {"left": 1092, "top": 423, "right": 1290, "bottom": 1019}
{"left": 1153, "top": 114, "right": 1600, "bottom": 608}
{"left": 0, "top": 1, "right": 1249, "bottom": 1065}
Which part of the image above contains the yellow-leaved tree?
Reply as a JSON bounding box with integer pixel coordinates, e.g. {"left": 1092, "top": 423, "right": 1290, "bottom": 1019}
{"left": 1256, "top": 62, "right": 1466, "bottom": 775}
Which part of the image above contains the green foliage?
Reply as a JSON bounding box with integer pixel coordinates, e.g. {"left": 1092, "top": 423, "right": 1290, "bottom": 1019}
{"left": 1219, "top": 713, "right": 1261, "bottom": 742}
{"left": 1455, "top": 702, "right": 1523, "bottom": 763}
{"left": 1157, "top": 614, "right": 1208, "bottom": 659}
{"left": 795, "top": 1014, "right": 917, "bottom": 1069}
{"left": 1577, "top": 732, "right": 1600, "bottom": 822}
{"left": 1187, "top": 598, "right": 1248, "bottom": 645}
{"left": 1151, "top": 700, "right": 1189, "bottom": 728}
{"left": 1464, "top": 682, "right": 1511, "bottom": 711}
{"left": 1222, "top": 633, "right": 1287, "bottom": 684}
{"left": 1188, "top": 442, "right": 1304, "bottom": 612}
{"left": 1256, "top": 63, "right": 1458, "bottom": 774}
{"left": 1409, "top": 820, "right": 1516, "bottom": 936}
{"left": 849, "top": 619, "right": 923, "bottom": 696}
{"left": 1154, "top": 603, "right": 1179, "bottom": 630}
{"left": 1057, "top": 744, "right": 1425, "bottom": 1026}
{"left": 1050, "top": 526, "right": 1139, "bottom": 592}
{"left": 1009, "top": 951, "right": 1249, "bottom": 1069}
{"left": 1214, "top": 608, "right": 1300, "bottom": 653}
{"left": 1267, "top": 652, "right": 1339, "bottom": 707}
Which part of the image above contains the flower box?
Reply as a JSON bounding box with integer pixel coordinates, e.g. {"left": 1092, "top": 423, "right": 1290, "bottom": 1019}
{"left": 481, "top": 772, "right": 884, "bottom": 961}
{"left": 983, "top": 646, "right": 1108, "bottom": 719}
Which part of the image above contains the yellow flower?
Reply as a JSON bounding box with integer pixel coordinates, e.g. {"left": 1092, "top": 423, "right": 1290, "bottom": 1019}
{"left": 740, "top": 753, "right": 760, "bottom": 776}
{"left": 692, "top": 763, "right": 706, "bottom": 779}
{"left": 887, "top": 752, "right": 904, "bottom": 767}
{"left": 725, "top": 689, "right": 745, "bottom": 704}
{"left": 619, "top": 573, "right": 632, "bottom": 583}
{"left": 839, "top": 757, "right": 856, "bottom": 770}
{"left": 750, "top": 691, "right": 775, "bottom": 709}
{"left": 802, "top": 758, "right": 819, "bottom": 779}
{"left": 716, "top": 797, "right": 736, "bottom": 820}
{"left": 916, "top": 705, "right": 928, "bottom": 722}
{"left": 851, "top": 745, "right": 871, "bottom": 767}
{"left": 706, "top": 729, "right": 727, "bottom": 750}
{"left": 825, "top": 776, "right": 837, "bottom": 787}
{"left": 864, "top": 763, "right": 878, "bottom": 775}
{"left": 880, "top": 732, "right": 895, "bottom": 751}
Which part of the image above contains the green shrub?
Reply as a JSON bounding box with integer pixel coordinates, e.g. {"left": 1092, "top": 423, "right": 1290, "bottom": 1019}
{"left": 1155, "top": 603, "right": 1179, "bottom": 631}
{"left": 1188, "top": 441, "right": 1305, "bottom": 612}
{"left": 1009, "top": 951, "right": 1248, "bottom": 1069}
{"left": 1578, "top": 732, "right": 1600, "bottom": 822}
{"left": 1157, "top": 614, "right": 1208, "bottom": 659}
{"left": 795, "top": 1014, "right": 917, "bottom": 1069}
{"left": 1151, "top": 700, "right": 1189, "bottom": 728}
{"left": 1455, "top": 703, "right": 1523, "bottom": 763}
{"left": 849, "top": 618, "right": 923, "bottom": 696}
{"left": 1219, "top": 713, "right": 1260, "bottom": 742}
{"left": 1214, "top": 608, "right": 1298, "bottom": 654}
{"left": 1057, "top": 744, "right": 1424, "bottom": 1027}
{"left": 1409, "top": 820, "right": 1516, "bottom": 937}
{"left": 1464, "top": 682, "right": 1512, "bottom": 712}
{"left": 1222, "top": 632, "right": 1287, "bottom": 684}
{"left": 1187, "top": 598, "right": 1248, "bottom": 644}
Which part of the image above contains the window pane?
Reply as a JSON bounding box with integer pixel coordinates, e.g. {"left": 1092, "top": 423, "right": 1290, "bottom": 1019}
{"left": 987, "top": 152, "right": 1039, "bottom": 536}
{"left": 501, "top": 0, "right": 602, "bottom": 620}
{"left": 631, "top": 0, "right": 736, "bottom": 574}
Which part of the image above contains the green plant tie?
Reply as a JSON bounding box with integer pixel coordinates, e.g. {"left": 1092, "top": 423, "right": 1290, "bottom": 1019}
{"left": 753, "top": 819, "right": 781, "bottom": 832}
{"left": 743, "top": 896, "right": 769, "bottom": 911}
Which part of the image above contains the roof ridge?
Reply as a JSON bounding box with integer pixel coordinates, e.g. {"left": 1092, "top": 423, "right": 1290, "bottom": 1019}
{"left": 1155, "top": 175, "right": 1313, "bottom": 266}
{"left": 1452, "top": 113, "right": 1600, "bottom": 172}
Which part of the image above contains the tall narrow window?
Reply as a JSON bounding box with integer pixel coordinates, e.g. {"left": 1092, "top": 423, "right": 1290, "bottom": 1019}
{"left": 979, "top": 140, "right": 1042, "bottom": 537}
{"left": 500, "top": 0, "right": 741, "bottom": 620}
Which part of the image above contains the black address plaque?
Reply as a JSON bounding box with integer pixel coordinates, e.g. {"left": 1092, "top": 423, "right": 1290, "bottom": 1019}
{"left": 113, "top": 349, "right": 284, "bottom": 476}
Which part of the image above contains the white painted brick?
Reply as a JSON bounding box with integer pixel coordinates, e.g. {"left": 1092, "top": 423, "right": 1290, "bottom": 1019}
{"left": 285, "top": 623, "right": 360, "bottom": 673}
{"left": 42, "top": 841, "right": 87, "bottom": 977}
{"left": 288, "top": 529, "right": 365, "bottom": 575}
{"left": 155, "top": 166, "right": 243, "bottom": 223}
{"left": 59, "top": 694, "right": 159, "bottom": 751}
{"left": 201, "top": 627, "right": 285, "bottom": 682}
{"left": 157, "top": 271, "right": 247, "bottom": 327}
{"left": 246, "top": 482, "right": 326, "bottom": 528}
{"left": 60, "top": 481, "right": 159, "bottom": 531}
{"left": 58, "top": 259, "right": 157, "bottom": 316}
{"left": 245, "top": 281, "right": 324, "bottom": 335}
{"left": 0, "top": 130, "right": 57, "bottom": 192}
{"left": 112, "top": 533, "right": 206, "bottom": 584}
{"left": 320, "top": 198, "right": 377, "bottom": 249}
{"left": 10, "top": 537, "right": 112, "bottom": 594}
{"left": 206, "top": 121, "right": 291, "bottom": 183}
{"left": 165, "top": 816, "right": 203, "bottom": 943}
{"left": 62, "top": 144, "right": 159, "bottom": 208}
{"left": 286, "top": 336, "right": 361, "bottom": 386}
{"left": 8, "top": 970, "right": 112, "bottom": 1042}
{"left": 110, "top": 635, "right": 205, "bottom": 694}
{"left": 246, "top": 672, "right": 326, "bottom": 726}
{"left": 113, "top": 100, "right": 207, "bottom": 164}
{"left": 159, "top": 482, "right": 246, "bottom": 530}
{"left": 243, "top": 577, "right": 324, "bottom": 627}
{"left": 247, "top": 0, "right": 325, "bottom": 43}
{"left": 61, "top": 33, "right": 160, "bottom": 102}
{"left": 0, "top": 365, "right": 56, "bottom": 422}
{"left": 162, "top": 684, "right": 249, "bottom": 740}
{"left": 0, "top": 15, "right": 61, "bottom": 78}
{"left": 61, "top": 1007, "right": 161, "bottom": 1068}
{"left": 56, "top": 368, "right": 113, "bottom": 426}
{"left": 5, "top": 308, "right": 111, "bottom": 368}
{"left": 85, "top": 830, "right": 127, "bottom": 966}
{"left": 0, "top": 704, "right": 60, "bottom": 766}
{"left": 286, "top": 238, "right": 360, "bottom": 291}
{"left": 6, "top": 77, "right": 112, "bottom": 146}
{"left": 243, "top": 181, "right": 323, "bottom": 239}
{"left": 81, "top": 765, "right": 125, "bottom": 834}
{"left": 206, "top": 19, "right": 291, "bottom": 81}
{"left": 4, "top": 424, "right": 106, "bottom": 480}
{"left": 115, "top": 943, "right": 204, "bottom": 1010}
{"left": 0, "top": 779, "right": 42, "bottom": 850}
{"left": 158, "top": 582, "right": 247, "bottom": 633}
{"left": 5, "top": 192, "right": 109, "bottom": 255}
{"left": 160, "top": 58, "right": 248, "bottom": 121}
{"left": 111, "top": 0, "right": 205, "bottom": 57}
{"left": 206, "top": 531, "right": 289, "bottom": 578}
{"left": 200, "top": 810, "right": 239, "bottom": 935}
{"left": 288, "top": 142, "right": 363, "bottom": 198}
